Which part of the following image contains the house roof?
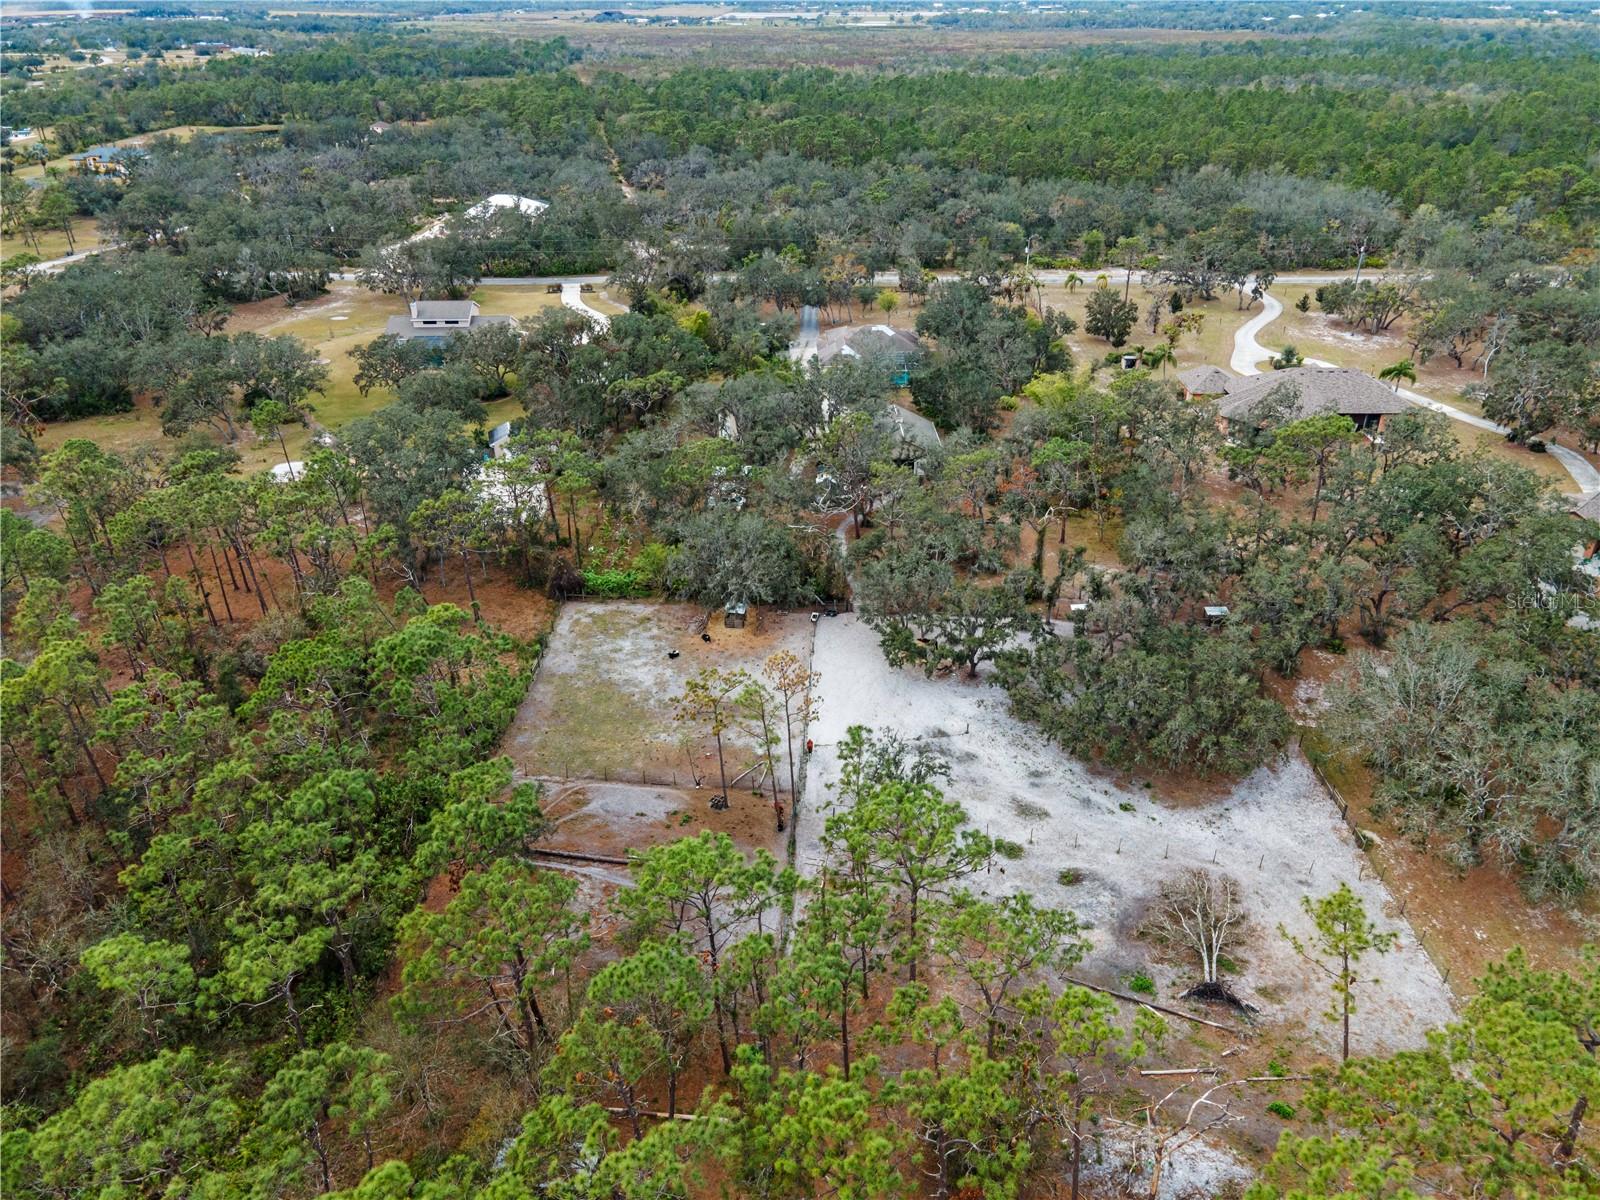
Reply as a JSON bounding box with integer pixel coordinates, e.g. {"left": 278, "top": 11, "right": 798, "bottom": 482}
{"left": 1571, "top": 492, "right": 1600, "bottom": 523}
{"left": 69, "top": 144, "right": 128, "bottom": 161}
{"left": 816, "top": 323, "right": 922, "bottom": 365}
{"left": 386, "top": 311, "right": 514, "bottom": 340}
{"left": 1216, "top": 367, "right": 1411, "bottom": 422}
{"left": 410, "top": 299, "right": 478, "bottom": 321}
{"left": 462, "top": 193, "right": 549, "bottom": 222}
{"left": 882, "top": 402, "right": 941, "bottom": 453}
{"left": 1177, "top": 365, "right": 1236, "bottom": 395}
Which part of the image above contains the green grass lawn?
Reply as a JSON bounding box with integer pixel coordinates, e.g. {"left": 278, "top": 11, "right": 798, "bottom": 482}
{"left": 1036, "top": 280, "right": 1253, "bottom": 373}
{"left": 0, "top": 216, "right": 102, "bottom": 263}
{"left": 32, "top": 282, "right": 576, "bottom": 473}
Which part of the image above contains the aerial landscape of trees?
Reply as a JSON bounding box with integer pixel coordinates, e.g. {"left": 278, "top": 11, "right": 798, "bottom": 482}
{"left": 2, "top": 1, "right": 1598, "bottom": 1196}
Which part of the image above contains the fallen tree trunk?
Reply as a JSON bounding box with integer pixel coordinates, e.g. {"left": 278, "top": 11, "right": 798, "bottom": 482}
{"left": 530, "top": 847, "right": 631, "bottom": 867}
{"left": 1140, "top": 1067, "right": 1223, "bottom": 1077}
{"left": 1063, "top": 976, "right": 1239, "bottom": 1033}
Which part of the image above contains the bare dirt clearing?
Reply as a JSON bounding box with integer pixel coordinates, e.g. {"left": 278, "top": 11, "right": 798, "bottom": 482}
{"left": 503, "top": 600, "right": 816, "bottom": 789}
{"left": 536, "top": 779, "right": 785, "bottom": 865}
{"left": 797, "top": 615, "right": 1455, "bottom": 1058}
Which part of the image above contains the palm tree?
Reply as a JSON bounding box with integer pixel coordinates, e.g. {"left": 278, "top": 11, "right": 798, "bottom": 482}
{"left": 1378, "top": 359, "right": 1417, "bottom": 392}
{"left": 1143, "top": 344, "right": 1175, "bottom": 377}
{"left": 1065, "top": 272, "right": 1083, "bottom": 293}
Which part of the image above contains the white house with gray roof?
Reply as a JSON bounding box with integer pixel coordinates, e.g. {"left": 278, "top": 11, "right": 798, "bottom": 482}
{"left": 385, "top": 300, "right": 515, "bottom": 346}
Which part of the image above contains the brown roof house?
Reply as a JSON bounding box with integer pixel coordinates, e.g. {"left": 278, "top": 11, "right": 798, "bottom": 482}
{"left": 1216, "top": 367, "right": 1411, "bottom": 436}
{"left": 1177, "top": 364, "right": 1237, "bottom": 400}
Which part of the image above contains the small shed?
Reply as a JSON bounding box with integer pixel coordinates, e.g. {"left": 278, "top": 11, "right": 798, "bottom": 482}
{"left": 724, "top": 603, "right": 748, "bottom": 629}
{"left": 488, "top": 420, "right": 513, "bottom": 460}
{"left": 1203, "top": 605, "right": 1231, "bottom": 625}
{"left": 1120, "top": 353, "right": 1140, "bottom": 371}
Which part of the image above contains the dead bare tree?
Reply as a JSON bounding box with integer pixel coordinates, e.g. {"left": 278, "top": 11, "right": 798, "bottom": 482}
{"left": 1143, "top": 869, "right": 1248, "bottom": 987}
{"left": 1108, "top": 1076, "right": 1246, "bottom": 1200}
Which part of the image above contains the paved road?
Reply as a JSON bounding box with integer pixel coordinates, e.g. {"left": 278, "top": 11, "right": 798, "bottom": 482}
{"left": 328, "top": 271, "right": 612, "bottom": 287}
{"left": 789, "top": 305, "right": 820, "bottom": 363}
{"left": 34, "top": 247, "right": 106, "bottom": 274}
{"left": 1231, "top": 282, "right": 1600, "bottom": 494}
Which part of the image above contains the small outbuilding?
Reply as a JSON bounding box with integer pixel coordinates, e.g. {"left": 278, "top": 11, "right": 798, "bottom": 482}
{"left": 487, "top": 420, "right": 514, "bottom": 460}
{"left": 724, "top": 603, "right": 749, "bottom": 629}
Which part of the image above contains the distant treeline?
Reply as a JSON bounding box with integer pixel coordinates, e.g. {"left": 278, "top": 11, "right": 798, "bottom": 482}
{"left": 7, "top": 28, "right": 1597, "bottom": 233}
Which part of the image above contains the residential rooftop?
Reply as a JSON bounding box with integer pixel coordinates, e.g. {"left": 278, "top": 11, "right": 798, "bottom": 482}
{"left": 1216, "top": 367, "right": 1411, "bottom": 422}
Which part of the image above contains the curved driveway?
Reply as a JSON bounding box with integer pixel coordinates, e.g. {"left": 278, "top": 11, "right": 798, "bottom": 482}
{"left": 1231, "top": 283, "right": 1600, "bottom": 494}
{"left": 560, "top": 281, "right": 613, "bottom": 331}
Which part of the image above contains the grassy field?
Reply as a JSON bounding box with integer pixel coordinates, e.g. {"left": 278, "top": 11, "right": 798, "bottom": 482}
{"left": 35, "top": 282, "right": 572, "bottom": 474}
{"left": 0, "top": 216, "right": 102, "bottom": 263}
{"left": 1036, "top": 279, "right": 1253, "bottom": 374}
{"left": 422, "top": 9, "right": 1291, "bottom": 70}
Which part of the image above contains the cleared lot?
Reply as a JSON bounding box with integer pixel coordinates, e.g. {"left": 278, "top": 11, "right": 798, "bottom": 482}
{"left": 797, "top": 614, "right": 1454, "bottom": 1057}
{"left": 501, "top": 602, "right": 818, "bottom": 859}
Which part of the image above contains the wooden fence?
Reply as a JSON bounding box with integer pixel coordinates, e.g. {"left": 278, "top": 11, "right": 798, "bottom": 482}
{"left": 1296, "top": 734, "right": 1456, "bottom": 991}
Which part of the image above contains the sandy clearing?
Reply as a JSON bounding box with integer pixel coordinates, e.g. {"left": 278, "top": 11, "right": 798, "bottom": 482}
{"left": 796, "top": 614, "right": 1455, "bottom": 1056}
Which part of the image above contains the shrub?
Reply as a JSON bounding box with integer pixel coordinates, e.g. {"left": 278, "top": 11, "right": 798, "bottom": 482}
{"left": 993, "top": 838, "right": 1025, "bottom": 860}
{"left": 632, "top": 542, "right": 671, "bottom": 587}
{"left": 580, "top": 567, "right": 651, "bottom": 598}
{"left": 1058, "top": 868, "right": 1083, "bottom": 886}
{"left": 1266, "top": 1101, "right": 1296, "bottom": 1120}
{"left": 1126, "top": 972, "right": 1156, "bottom": 995}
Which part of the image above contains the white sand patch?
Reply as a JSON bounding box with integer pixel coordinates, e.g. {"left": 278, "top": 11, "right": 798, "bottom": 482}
{"left": 797, "top": 616, "right": 1454, "bottom": 1055}
{"left": 1083, "top": 1126, "right": 1255, "bottom": 1200}
{"left": 1302, "top": 312, "right": 1401, "bottom": 351}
